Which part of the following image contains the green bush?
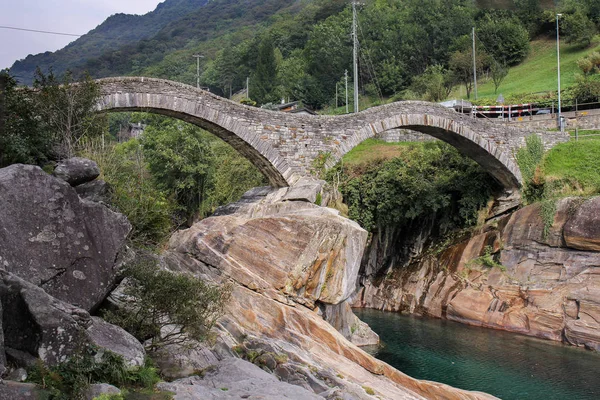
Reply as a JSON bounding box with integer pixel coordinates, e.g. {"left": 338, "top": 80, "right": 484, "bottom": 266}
{"left": 27, "top": 348, "right": 160, "bottom": 400}
{"left": 330, "top": 142, "right": 498, "bottom": 233}
{"left": 515, "top": 134, "right": 545, "bottom": 204}
{"left": 103, "top": 261, "right": 232, "bottom": 352}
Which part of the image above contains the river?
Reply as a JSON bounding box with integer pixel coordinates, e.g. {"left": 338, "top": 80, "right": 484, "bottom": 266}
{"left": 354, "top": 309, "right": 600, "bottom": 400}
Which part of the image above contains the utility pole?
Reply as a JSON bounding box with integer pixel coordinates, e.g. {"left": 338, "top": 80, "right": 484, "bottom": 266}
{"left": 335, "top": 82, "right": 338, "bottom": 109}
{"left": 345, "top": 69, "right": 349, "bottom": 114}
{"left": 0, "top": 73, "right": 7, "bottom": 139}
{"left": 556, "top": 14, "right": 563, "bottom": 130}
{"left": 472, "top": 27, "right": 478, "bottom": 100}
{"left": 352, "top": 1, "right": 359, "bottom": 113}
{"left": 193, "top": 54, "right": 204, "bottom": 89}
{"left": 246, "top": 76, "right": 250, "bottom": 99}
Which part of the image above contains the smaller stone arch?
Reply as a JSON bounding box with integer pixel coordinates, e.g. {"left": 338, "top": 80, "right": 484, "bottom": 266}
{"left": 332, "top": 102, "right": 524, "bottom": 189}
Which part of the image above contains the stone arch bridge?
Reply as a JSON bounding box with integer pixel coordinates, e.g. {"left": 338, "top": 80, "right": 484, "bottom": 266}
{"left": 96, "top": 77, "right": 569, "bottom": 189}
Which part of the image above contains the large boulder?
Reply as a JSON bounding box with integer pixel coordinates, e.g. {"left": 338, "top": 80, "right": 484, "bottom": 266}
{"left": 84, "top": 383, "right": 121, "bottom": 400}
{"left": 86, "top": 317, "right": 146, "bottom": 368}
{"left": 0, "top": 270, "right": 92, "bottom": 366}
{"left": 0, "top": 270, "right": 143, "bottom": 367}
{"left": 0, "top": 381, "right": 46, "bottom": 400}
{"left": 169, "top": 202, "right": 366, "bottom": 307}
{"left": 0, "top": 164, "right": 130, "bottom": 311}
{"left": 161, "top": 187, "right": 496, "bottom": 400}
{"left": 53, "top": 157, "right": 100, "bottom": 186}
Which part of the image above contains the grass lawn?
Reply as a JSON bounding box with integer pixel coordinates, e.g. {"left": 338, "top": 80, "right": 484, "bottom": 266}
{"left": 341, "top": 138, "right": 415, "bottom": 165}
{"left": 543, "top": 136, "right": 600, "bottom": 192}
{"left": 456, "top": 36, "right": 600, "bottom": 102}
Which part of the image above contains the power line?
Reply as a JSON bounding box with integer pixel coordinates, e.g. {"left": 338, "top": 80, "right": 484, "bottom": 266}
{"left": 0, "top": 25, "right": 82, "bottom": 37}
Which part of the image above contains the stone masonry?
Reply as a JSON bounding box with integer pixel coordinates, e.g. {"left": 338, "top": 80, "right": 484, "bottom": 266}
{"left": 96, "top": 77, "right": 570, "bottom": 189}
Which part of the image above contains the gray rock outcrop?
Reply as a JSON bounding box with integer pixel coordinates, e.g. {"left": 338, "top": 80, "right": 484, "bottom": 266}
{"left": 160, "top": 184, "right": 497, "bottom": 400}
{"left": 157, "top": 358, "right": 323, "bottom": 400}
{"left": 75, "top": 180, "right": 112, "bottom": 203}
{"left": 53, "top": 157, "right": 100, "bottom": 186}
{"left": 0, "top": 164, "right": 130, "bottom": 311}
{"left": 84, "top": 383, "right": 121, "bottom": 400}
{"left": 0, "top": 270, "right": 143, "bottom": 367}
{"left": 0, "top": 381, "right": 45, "bottom": 400}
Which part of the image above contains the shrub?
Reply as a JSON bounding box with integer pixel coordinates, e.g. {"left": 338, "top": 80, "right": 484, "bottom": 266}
{"left": 27, "top": 348, "right": 160, "bottom": 400}
{"left": 515, "top": 135, "right": 545, "bottom": 204}
{"left": 103, "top": 261, "right": 232, "bottom": 352}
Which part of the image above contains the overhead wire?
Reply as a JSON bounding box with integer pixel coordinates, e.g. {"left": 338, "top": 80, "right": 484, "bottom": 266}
{"left": 0, "top": 25, "right": 83, "bottom": 37}
{"left": 356, "top": 15, "right": 384, "bottom": 103}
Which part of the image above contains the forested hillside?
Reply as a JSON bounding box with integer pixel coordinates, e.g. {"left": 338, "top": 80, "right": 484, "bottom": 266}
{"left": 9, "top": 0, "right": 600, "bottom": 107}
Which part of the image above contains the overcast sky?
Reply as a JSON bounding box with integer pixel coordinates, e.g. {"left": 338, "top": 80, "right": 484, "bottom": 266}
{"left": 0, "top": 0, "right": 164, "bottom": 70}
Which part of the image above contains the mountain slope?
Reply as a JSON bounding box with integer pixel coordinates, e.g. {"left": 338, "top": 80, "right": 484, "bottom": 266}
{"left": 74, "top": 0, "right": 302, "bottom": 80}
{"left": 10, "top": 0, "right": 210, "bottom": 85}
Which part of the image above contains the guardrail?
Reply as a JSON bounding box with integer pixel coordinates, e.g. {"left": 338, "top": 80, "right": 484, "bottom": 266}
{"left": 466, "top": 100, "right": 600, "bottom": 121}
{"left": 573, "top": 128, "right": 600, "bottom": 140}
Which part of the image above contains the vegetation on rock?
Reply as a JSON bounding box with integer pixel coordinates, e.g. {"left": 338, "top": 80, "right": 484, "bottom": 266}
{"left": 103, "top": 261, "right": 232, "bottom": 352}
{"left": 27, "top": 348, "right": 160, "bottom": 400}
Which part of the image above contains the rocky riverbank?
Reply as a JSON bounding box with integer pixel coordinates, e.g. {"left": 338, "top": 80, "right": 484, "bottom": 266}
{"left": 0, "top": 162, "right": 496, "bottom": 399}
{"left": 354, "top": 197, "right": 600, "bottom": 351}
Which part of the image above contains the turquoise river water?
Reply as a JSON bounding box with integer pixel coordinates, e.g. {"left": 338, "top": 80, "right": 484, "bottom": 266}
{"left": 354, "top": 309, "right": 600, "bottom": 400}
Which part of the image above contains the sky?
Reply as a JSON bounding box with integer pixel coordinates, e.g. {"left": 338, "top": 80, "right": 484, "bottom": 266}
{"left": 0, "top": 0, "right": 164, "bottom": 70}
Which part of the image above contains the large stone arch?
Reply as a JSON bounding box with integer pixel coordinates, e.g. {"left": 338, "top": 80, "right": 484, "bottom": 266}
{"left": 95, "top": 77, "right": 294, "bottom": 187}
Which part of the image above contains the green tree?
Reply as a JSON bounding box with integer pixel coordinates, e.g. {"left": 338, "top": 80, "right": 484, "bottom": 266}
{"left": 490, "top": 62, "right": 509, "bottom": 94}
{"left": 80, "top": 138, "right": 175, "bottom": 248}
{"left": 104, "top": 260, "right": 232, "bottom": 352}
{"left": 332, "top": 142, "right": 498, "bottom": 233}
{"left": 562, "top": 11, "right": 596, "bottom": 48}
{"left": 410, "top": 65, "right": 454, "bottom": 102}
{"left": 449, "top": 50, "right": 484, "bottom": 99}
{"left": 0, "top": 71, "right": 51, "bottom": 167}
{"left": 33, "top": 69, "right": 105, "bottom": 159}
{"left": 142, "top": 120, "right": 215, "bottom": 225}
{"left": 215, "top": 46, "right": 239, "bottom": 98}
{"left": 477, "top": 17, "right": 530, "bottom": 66}
{"left": 252, "top": 36, "right": 279, "bottom": 104}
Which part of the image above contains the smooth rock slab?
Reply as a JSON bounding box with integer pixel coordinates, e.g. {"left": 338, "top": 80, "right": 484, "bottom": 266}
{"left": 0, "top": 164, "right": 131, "bottom": 311}
{"left": 157, "top": 358, "right": 322, "bottom": 400}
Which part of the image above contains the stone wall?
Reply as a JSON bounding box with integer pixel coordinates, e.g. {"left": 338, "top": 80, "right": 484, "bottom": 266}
{"left": 503, "top": 108, "right": 600, "bottom": 131}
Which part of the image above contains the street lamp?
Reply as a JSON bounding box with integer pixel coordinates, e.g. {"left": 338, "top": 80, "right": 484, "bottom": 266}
{"left": 556, "top": 14, "right": 562, "bottom": 130}
{"left": 192, "top": 54, "right": 204, "bottom": 89}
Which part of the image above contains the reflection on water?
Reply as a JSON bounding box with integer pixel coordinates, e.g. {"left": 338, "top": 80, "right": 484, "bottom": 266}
{"left": 354, "top": 309, "right": 600, "bottom": 400}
